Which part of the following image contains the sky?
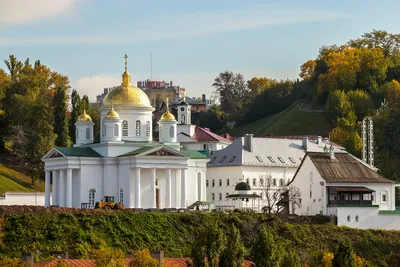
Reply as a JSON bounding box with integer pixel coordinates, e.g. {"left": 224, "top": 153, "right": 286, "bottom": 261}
{"left": 0, "top": 0, "right": 400, "bottom": 101}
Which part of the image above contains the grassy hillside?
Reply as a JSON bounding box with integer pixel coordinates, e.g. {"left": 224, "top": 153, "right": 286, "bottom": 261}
{"left": 0, "top": 153, "right": 44, "bottom": 194}
{"left": 232, "top": 101, "right": 333, "bottom": 137}
{"left": 0, "top": 208, "right": 399, "bottom": 266}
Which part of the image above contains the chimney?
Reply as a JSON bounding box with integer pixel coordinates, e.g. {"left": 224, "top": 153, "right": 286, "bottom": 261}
{"left": 21, "top": 252, "right": 34, "bottom": 265}
{"left": 243, "top": 134, "right": 254, "bottom": 152}
{"left": 202, "top": 94, "right": 206, "bottom": 103}
{"left": 151, "top": 250, "right": 164, "bottom": 266}
{"left": 329, "top": 145, "right": 335, "bottom": 160}
{"left": 302, "top": 136, "right": 309, "bottom": 151}
{"left": 317, "top": 136, "right": 322, "bottom": 145}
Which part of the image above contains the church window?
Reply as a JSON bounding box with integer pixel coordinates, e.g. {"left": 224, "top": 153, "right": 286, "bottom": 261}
{"left": 120, "top": 189, "right": 124, "bottom": 205}
{"left": 279, "top": 179, "right": 283, "bottom": 187}
{"left": 146, "top": 121, "right": 150, "bottom": 137}
{"left": 136, "top": 120, "right": 141, "bottom": 136}
{"left": 170, "top": 126, "right": 174, "bottom": 138}
{"left": 273, "top": 179, "right": 277, "bottom": 186}
{"left": 253, "top": 179, "right": 256, "bottom": 186}
{"left": 86, "top": 128, "right": 90, "bottom": 140}
{"left": 219, "top": 179, "right": 222, "bottom": 187}
{"left": 260, "top": 178, "right": 264, "bottom": 186}
{"left": 122, "top": 121, "right": 128, "bottom": 136}
{"left": 212, "top": 180, "right": 215, "bottom": 187}
{"left": 181, "top": 114, "right": 185, "bottom": 123}
{"left": 227, "top": 179, "right": 230, "bottom": 186}
{"left": 102, "top": 124, "right": 106, "bottom": 137}
{"left": 212, "top": 193, "right": 215, "bottom": 201}
{"left": 114, "top": 124, "right": 119, "bottom": 137}
{"left": 219, "top": 193, "right": 222, "bottom": 201}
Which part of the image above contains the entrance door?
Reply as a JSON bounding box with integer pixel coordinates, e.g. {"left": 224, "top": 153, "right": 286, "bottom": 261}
{"left": 156, "top": 188, "right": 160, "bottom": 209}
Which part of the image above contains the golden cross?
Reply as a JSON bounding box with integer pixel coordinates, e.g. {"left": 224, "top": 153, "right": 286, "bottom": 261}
{"left": 124, "top": 54, "right": 128, "bottom": 72}
{"left": 165, "top": 97, "right": 169, "bottom": 110}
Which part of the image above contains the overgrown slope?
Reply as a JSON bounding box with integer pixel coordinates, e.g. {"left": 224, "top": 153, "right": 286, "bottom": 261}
{"left": 232, "top": 101, "right": 333, "bottom": 137}
{"left": 0, "top": 208, "right": 399, "bottom": 266}
{"left": 0, "top": 153, "right": 44, "bottom": 194}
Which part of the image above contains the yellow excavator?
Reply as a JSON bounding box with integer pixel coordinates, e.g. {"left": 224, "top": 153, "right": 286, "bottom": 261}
{"left": 95, "top": 196, "right": 124, "bottom": 210}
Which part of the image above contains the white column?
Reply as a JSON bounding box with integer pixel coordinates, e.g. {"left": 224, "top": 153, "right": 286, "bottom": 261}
{"left": 202, "top": 172, "right": 207, "bottom": 200}
{"left": 134, "top": 168, "right": 141, "bottom": 208}
{"left": 52, "top": 170, "right": 58, "bottom": 206}
{"left": 166, "top": 169, "right": 172, "bottom": 208}
{"left": 66, "top": 169, "right": 72, "bottom": 208}
{"left": 151, "top": 168, "right": 157, "bottom": 208}
{"left": 45, "top": 170, "right": 51, "bottom": 207}
{"left": 181, "top": 169, "right": 186, "bottom": 208}
{"left": 129, "top": 169, "right": 135, "bottom": 208}
{"left": 58, "top": 170, "right": 65, "bottom": 207}
{"left": 175, "top": 169, "right": 181, "bottom": 208}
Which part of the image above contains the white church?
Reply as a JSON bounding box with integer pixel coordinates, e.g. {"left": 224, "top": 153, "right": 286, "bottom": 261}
{"left": 41, "top": 55, "right": 208, "bottom": 209}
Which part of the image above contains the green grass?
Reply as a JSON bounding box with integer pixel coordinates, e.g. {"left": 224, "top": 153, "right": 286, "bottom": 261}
{"left": 232, "top": 101, "right": 333, "bottom": 137}
{"left": 0, "top": 153, "right": 44, "bottom": 194}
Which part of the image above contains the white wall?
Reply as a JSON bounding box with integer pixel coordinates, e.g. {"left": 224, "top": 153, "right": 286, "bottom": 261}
{"left": 336, "top": 206, "right": 400, "bottom": 230}
{"left": 0, "top": 192, "right": 51, "bottom": 206}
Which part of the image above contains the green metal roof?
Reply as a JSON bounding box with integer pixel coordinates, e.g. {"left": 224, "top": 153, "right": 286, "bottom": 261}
{"left": 119, "top": 146, "right": 159, "bottom": 157}
{"left": 235, "top": 182, "right": 251, "bottom": 191}
{"left": 55, "top": 147, "right": 102, "bottom": 157}
{"left": 181, "top": 150, "right": 209, "bottom": 159}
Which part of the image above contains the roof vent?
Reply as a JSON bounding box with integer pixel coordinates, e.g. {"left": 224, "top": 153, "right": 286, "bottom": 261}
{"left": 317, "top": 136, "right": 322, "bottom": 145}
{"left": 329, "top": 145, "right": 335, "bottom": 160}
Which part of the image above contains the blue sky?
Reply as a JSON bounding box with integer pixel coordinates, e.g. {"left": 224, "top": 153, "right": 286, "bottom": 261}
{"left": 0, "top": 0, "right": 399, "bottom": 101}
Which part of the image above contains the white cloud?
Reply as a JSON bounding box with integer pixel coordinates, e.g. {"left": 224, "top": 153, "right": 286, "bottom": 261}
{"left": 0, "top": 0, "right": 79, "bottom": 27}
{"left": 0, "top": 6, "right": 346, "bottom": 45}
{"left": 73, "top": 67, "right": 299, "bottom": 102}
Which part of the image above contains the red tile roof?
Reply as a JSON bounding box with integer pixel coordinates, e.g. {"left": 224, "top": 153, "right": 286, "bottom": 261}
{"left": 193, "top": 126, "right": 232, "bottom": 144}
{"left": 35, "top": 258, "right": 253, "bottom": 267}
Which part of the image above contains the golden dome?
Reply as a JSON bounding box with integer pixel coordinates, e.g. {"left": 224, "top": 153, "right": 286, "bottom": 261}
{"left": 160, "top": 97, "right": 176, "bottom": 121}
{"left": 105, "top": 106, "right": 120, "bottom": 119}
{"left": 77, "top": 109, "right": 92, "bottom": 121}
{"left": 102, "top": 54, "right": 151, "bottom": 107}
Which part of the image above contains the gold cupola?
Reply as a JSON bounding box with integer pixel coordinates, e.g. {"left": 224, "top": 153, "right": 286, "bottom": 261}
{"left": 105, "top": 100, "right": 120, "bottom": 118}
{"left": 102, "top": 54, "right": 151, "bottom": 107}
{"left": 160, "top": 97, "right": 176, "bottom": 121}
{"left": 77, "top": 108, "right": 92, "bottom": 122}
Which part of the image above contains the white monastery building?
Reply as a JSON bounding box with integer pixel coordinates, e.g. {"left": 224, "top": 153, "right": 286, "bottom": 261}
{"left": 41, "top": 55, "right": 208, "bottom": 209}
{"left": 206, "top": 134, "right": 339, "bottom": 210}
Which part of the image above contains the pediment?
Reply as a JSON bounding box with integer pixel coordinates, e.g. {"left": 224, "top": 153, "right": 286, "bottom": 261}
{"left": 137, "top": 146, "right": 188, "bottom": 158}
{"left": 42, "top": 148, "right": 65, "bottom": 160}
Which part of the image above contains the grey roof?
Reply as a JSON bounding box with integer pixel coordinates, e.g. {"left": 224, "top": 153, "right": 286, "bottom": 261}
{"left": 207, "top": 137, "right": 340, "bottom": 168}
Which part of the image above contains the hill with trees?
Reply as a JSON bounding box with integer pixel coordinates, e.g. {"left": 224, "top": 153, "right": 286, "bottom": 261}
{"left": 0, "top": 208, "right": 399, "bottom": 266}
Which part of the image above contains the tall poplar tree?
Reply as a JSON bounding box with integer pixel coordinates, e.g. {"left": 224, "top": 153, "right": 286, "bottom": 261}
{"left": 69, "top": 89, "right": 81, "bottom": 143}
{"left": 53, "top": 86, "right": 71, "bottom": 147}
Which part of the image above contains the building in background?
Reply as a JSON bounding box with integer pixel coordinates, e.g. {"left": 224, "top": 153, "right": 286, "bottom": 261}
{"left": 137, "top": 80, "right": 186, "bottom": 108}
{"left": 96, "top": 87, "right": 114, "bottom": 104}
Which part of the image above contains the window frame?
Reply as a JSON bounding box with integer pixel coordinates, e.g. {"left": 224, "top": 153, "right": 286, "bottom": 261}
{"left": 135, "top": 120, "right": 141, "bottom": 136}
{"left": 267, "top": 156, "right": 275, "bottom": 163}
{"left": 278, "top": 157, "right": 285, "bottom": 163}
{"left": 113, "top": 124, "right": 119, "bottom": 137}
{"left": 122, "top": 120, "right": 128, "bottom": 136}
{"left": 289, "top": 157, "right": 296, "bottom": 164}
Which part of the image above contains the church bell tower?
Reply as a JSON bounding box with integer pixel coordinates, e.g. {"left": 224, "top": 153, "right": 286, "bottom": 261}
{"left": 177, "top": 95, "right": 191, "bottom": 125}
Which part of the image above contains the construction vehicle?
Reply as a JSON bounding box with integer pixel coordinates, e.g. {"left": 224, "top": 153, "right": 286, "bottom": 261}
{"left": 95, "top": 196, "right": 124, "bottom": 210}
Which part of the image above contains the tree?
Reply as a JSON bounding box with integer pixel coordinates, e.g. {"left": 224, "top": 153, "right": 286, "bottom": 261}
{"left": 129, "top": 249, "right": 159, "bottom": 267}
{"left": 69, "top": 89, "right": 81, "bottom": 143}
{"left": 348, "top": 30, "right": 400, "bottom": 56}
{"left": 198, "top": 106, "right": 228, "bottom": 134}
{"left": 213, "top": 71, "right": 250, "bottom": 118}
{"left": 299, "top": 60, "right": 316, "bottom": 80}
{"left": 327, "top": 90, "right": 357, "bottom": 129}
{"left": 332, "top": 241, "right": 356, "bottom": 267}
{"left": 247, "top": 77, "right": 271, "bottom": 97}
{"left": 382, "top": 80, "right": 400, "bottom": 112}
{"left": 347, "top": 90, "right": 375, "bottom": 120}
{"left": 250, "top": 226, "right": 282, "bottom": 267}
{"left": 281, "top": 249, "right": 301, "bottom": 267}
{"left": 92, "top": 247, "right": 125, "bottom": 267}
{"left": 53, "top": 86, "right": 71, "bottom": 147}
{"left": 219, "top": 224, "right": 245, "bottom": 267}
{"left": 259, "top": 173, "right": 300, "bottom": 217}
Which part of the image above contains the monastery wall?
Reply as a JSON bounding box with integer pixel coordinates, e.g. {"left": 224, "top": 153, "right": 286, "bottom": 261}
{"left": 0, "top": 192, "right": 50, "bottom": 206}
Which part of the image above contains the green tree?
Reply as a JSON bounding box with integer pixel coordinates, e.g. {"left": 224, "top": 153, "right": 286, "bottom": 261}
{"left": 250, "top": 226, "right": 282, "bottom": 267}
{"left": 281, "top": 249, "right": 301, "bottom": 267}
{"left": 382, "top": 80, "right": 400, "bottom": 112}
{"left": 347, "top": 90, "right": 375, "bottom": 120}
{"left": 129, "top": 249, "right": 159, "bottom": 267}
{"left": 299, "top": 59, "right": 316, "bottom": 80}
{"left": 69, "top": 89, "right": 81, "bottom": 144}
{"left": 53, "top": 86, "right": 71, "bottom": 147}
{"left": 198, "top": 106, "right": 228, "bottom": 134}
{"left": 327, "top": 90, "right": 357, "bottom": 129}
{"left": 92, "top": 247, "right": 125, "bottom": 267}
{"left": 219, "top": 224, "right": 245, "bottom": 267}
{"left": 332, "top": 241, "right": 356, "bottom": 267}
{"left": 247, "top": 77, "right": 272, "bottom": 97}
{"left": 348, "top": 30, "right": 400, "bottom": 57}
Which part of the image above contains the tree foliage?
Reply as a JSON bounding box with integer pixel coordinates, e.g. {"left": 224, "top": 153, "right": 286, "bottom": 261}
{"left": 91, "top": 246, "right": 125, "bottom": 267}
{"left": 198, "top": 106, "right": 228, "bottom": 134}
{"left": 69, "top": 89, "right": 81, "bottom": 143}
{"left": 129, "top": 249, "right": 159, "bottom": 267}
{"left": 250, "top": 226, "right": 282, "bottom": 267}
{"left": 53, "top": 86, "right": 71, "bottom": 147}
{"left": 219, "top": 224, "right": 245, "bottom": 267}
{"left": 332, "top": 241, "right": 356, "bottom": 267}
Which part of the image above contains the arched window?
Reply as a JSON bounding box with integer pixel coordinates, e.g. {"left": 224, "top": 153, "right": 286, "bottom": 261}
{"left": 181, "top": 114, "right": 185, "bottom": 123}
{"left": 122, "top": 120, "right": 128, "bottom": 136}
{"left": 102, "top": 124, "right": 106, "bottom": 137}
{"left": 159, "top": 126, "right": 162, "bottom": 137}
{"left": 347, "top": 215, "right": 351, "bottom": 222}
{"left": 227, "top": 179, "right": 230, "bottom": 186}
{"left": 170, "top": 126, "right": 174, "bottom": 138}
{"left": 114, "top": 124, "right": 119, "bottom": 137}
{"left": 120, "top": 189, "right": 123, "bottom": 205}
{"left": 355, "top": 215, "right": 359, "bottom": 222}
{"left": 260, "top": 178, "right": 264, "bottom": 187}
{"left": 89, "top": 189, "right": 96, "bottom": 207}
{"left": 279, "top": 179, "right": 283, "bottom": 187}
{"left": 219, "top": 179, "right": 222, "bottom": 187}
{"left": 86, "top": 128, "right": 90, "bottom": 140}
{"left": 273, "top": 179, "right": 277, "bottom": 186}
{"left": 146, "top": 121, "right": 150, "bottom": 137}
{"left": 136, "top": 120, "right": 141, "bottom": 136}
